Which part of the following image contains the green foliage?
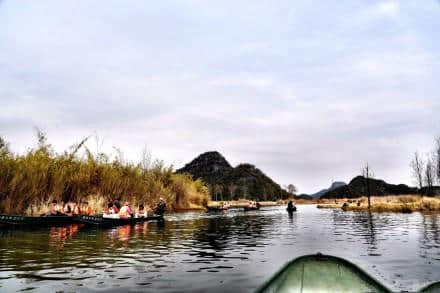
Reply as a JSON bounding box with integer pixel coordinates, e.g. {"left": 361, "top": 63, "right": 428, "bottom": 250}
{"left": 0, "top": 135, "right": 210, "bottom": 214}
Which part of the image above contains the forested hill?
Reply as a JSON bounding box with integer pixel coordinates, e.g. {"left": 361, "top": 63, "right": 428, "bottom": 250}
{"left": 176, "top": 151, "right": 289, "bottom": 201}
{"left": 320, "top": 176, "right": 418, "bottom": 199}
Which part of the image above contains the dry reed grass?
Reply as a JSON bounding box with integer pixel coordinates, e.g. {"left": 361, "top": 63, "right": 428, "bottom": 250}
{"left": 0, "top": 134, "right": 210, "bottom": 215}
{"left": 320, "top": 195, "right": 440, "bottom": 213}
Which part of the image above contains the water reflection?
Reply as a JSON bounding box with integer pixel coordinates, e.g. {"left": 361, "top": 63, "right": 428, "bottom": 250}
{"left": 48, "top": 224, "right": 82, "bottom": 250}
{"left": 0, "top": 206, "right": 439, "bottom": 292}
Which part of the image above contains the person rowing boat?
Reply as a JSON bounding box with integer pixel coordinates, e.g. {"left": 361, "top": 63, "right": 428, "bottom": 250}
{"left": 154, "top": 198, "right": 166, "bottom": 215}
{"left": 287, "top": 200, "right": 297, "bottom": 212}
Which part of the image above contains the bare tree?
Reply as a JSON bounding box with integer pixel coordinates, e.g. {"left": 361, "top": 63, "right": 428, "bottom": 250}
{"left": 228, "top": 184, "right": 237, "bottom": 200}
{"left": 425, "top": 155, "right": 435, "bottom": 196}
{"left": 436, "top": 137, "right": 440, "bottom": 183}
{"left": 34, "top": 127, "right": 52, "bottom": 154}
{"left": 242, "top": 185, "right": 249, "bottom": 199}
{"left": 285, "top": 184, "right": 297, "bottom": 196}
{"left": 113, "top": 146, "right": 125, "bottom": 164}
{"left": 215, "top": 184, "right": 223, "bottom": 201}
{"left": 0, "top": 136, "right": 10, "bottom": 157}
{"left": 411, "top": 152, "right": 425, "bottom": 196}
{"left": 361, "top": 163, "right": 374, "bottom": 209}
{"left": 140, "top": 145, "right": 152, "bottom": 175}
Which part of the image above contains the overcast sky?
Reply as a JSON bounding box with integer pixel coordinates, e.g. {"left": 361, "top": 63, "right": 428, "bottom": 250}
{"left": 1, "top": 0, "right": 439, "bottom": 193}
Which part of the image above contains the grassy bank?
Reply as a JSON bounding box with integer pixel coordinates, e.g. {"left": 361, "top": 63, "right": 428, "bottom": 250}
{"left": 208, "top": 198, "right": 317, "bottom": 208}
{"left": 317, "top": 195, "right": 440, "bottom": 213}
{"left": 0, "top": 134, "right": 210, "bottom": 215}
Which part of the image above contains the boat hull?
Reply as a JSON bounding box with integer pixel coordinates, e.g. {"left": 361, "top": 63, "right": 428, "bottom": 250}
{"left": 206, "top": 206, "right": 228, "bottom": 212}
{"left": 244, "top": 206, "right": 260, "bottom": 211}
{"left": 256, "top": 254, "right": 392, "bottom": 293}
{"left": 76, "top": 215, "right": 163, "bottom": 226}
{"left": 0, "top": 214, "right": 76, "bottom": 226}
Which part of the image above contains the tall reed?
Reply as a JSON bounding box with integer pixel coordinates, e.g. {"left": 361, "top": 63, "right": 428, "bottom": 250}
{"left": 0, "top": 134, "right": 210, "bottom": 215}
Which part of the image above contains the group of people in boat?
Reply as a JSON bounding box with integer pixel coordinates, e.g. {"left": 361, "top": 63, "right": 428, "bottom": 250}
{"left": 47, "top": 200, "right": 93, "bottom": 216}
{"left": 247, "top": 201, "right": 261, "bottom": 209}
{"left": 45, "top": 198, "right": 167, "bottom": 218}
{"left": 103, "top": 198, "right": 167, "bottom": 219}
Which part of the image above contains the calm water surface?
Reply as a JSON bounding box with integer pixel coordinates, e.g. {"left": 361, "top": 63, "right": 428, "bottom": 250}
{"left": 0, "top": 205, "right": 440, "bottom": 292}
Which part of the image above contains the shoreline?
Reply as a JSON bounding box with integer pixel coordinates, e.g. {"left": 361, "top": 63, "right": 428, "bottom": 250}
{"left": 317, "top": 195, "right": 440, "bottom": 213}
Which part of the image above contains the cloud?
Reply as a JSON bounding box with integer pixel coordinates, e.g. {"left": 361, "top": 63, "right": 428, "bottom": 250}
{"left": 377, "top": 1, "right": 400, "bottom": 17}
{"left": 0, "top": 0, "right": 439, "bottom": 193}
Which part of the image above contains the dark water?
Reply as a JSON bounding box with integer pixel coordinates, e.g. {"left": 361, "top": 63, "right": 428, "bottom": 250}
{"left": 0, "top": 205, "right": 440, "bottom": 292}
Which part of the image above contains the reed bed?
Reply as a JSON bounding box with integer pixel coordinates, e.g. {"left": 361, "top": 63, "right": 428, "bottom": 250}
{"left": 0, "top": 135, "right": 210, "bottom": 215}
{"left": 319, "top": 195, "right": 440, "bottom": 213}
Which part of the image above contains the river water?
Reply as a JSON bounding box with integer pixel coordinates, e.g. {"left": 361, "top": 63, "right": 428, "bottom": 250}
{"left": 0, "top": 205, "right": 439, "bottom": 292}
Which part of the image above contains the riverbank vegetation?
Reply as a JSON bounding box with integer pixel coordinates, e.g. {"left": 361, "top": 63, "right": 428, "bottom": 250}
{"left": 0, "top": 131, "right": 210, "bottom": 215}
{"left": 318, "top": 195, "right": 440, "bottom": 213}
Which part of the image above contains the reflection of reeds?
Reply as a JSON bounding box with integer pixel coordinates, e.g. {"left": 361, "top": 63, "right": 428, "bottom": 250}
{"left": 0, "top": 135, "right": 210, "bottom": 215}
{"left": 320, "top": 195, "right": 440, "bottom": 213}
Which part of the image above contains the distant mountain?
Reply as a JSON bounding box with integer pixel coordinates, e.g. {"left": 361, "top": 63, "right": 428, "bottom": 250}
{"left": 309, "top": 181, "right": 347, "bottom": 199}
{"left": 176, "top": 151, "right": 289, "bottom": 201}
{"left": 296, "top": 194, "right": 314, "bottom": 200}
{"left": 320, "top": 176, "right": 418, "bottom": 199}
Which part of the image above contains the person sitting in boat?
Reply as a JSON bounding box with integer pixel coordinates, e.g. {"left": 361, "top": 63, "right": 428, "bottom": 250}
{"left": 48, "top": 200, "right": 60, "bottom": 216}
{"left": 61, "top": 201, "right": 72, "bottom": 216}
{"left": 119, "top": 201, "right": 133, "bottom": 218}
{"left": 113, "top": 199, "right": 121, "bottom": 212}
{"left": 154, "top": 198, "right": 166, "bottom": 215}
{"left": 83, "top": 201, "right": 93, "bottom": 215}
{"left": 135, "top": 204, "right": 147, "bottom": 218}
{"left": 256, "top": 202, "right": 261, "bottom": 209}
{"left": 72, "top": 202, "right": 81, "bottom": 216}
{"left": 287, "top": 200, "right": 295, "bottom": 210}
{"left": 103, "top": 202, "right": 119, "bottom": 218}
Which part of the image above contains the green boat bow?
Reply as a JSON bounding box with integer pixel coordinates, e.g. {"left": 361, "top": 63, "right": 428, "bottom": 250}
{"left": 256, "top": 254, "right": 391, "bottom": 293}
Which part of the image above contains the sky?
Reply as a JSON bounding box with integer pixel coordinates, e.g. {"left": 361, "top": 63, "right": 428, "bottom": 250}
{"left": 0, "top": 0, "right": 439, "bottom": 193}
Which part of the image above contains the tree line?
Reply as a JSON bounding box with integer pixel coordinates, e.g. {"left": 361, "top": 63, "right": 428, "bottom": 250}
{"left": 411, "top": 137, "right": 440, "bottom": 196}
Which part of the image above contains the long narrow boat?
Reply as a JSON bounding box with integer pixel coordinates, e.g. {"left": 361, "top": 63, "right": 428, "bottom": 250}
{"left": 0, "top": 214, "right": 76, "bottom": 226}
{"left": 244, "top": 206, "right": 260, "bottom": 211}
{"left": 76, "top": 214, "right": 163, "bottom": 227}
{"left": 206, "top": 206, "right": 228, "bottom": 212}
{"left": 256, "top": 253, "right": 392, "bottom": 293}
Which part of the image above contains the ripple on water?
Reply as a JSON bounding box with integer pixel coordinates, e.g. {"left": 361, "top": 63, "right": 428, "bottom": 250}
{"left": 0, "top": 206, "right": 440, "bottom": 292}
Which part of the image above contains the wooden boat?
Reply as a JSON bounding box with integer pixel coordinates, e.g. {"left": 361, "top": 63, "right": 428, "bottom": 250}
{"left": 0, "top": 214, "right": 76, "bottom": 226}
{"left": 421, "top": 282, "right": 440, "bottom": 292}
{"left": 243, "top": 206, "right": 260, "bottom": 211}
{"left": 206, "top": 206, "right": 228, "bottom": 212}
{"left": 76, "top": 214, "right": 163, "bottom": 226}
{"left": 256, "top": 253, "right": 392, "bottom": 293}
